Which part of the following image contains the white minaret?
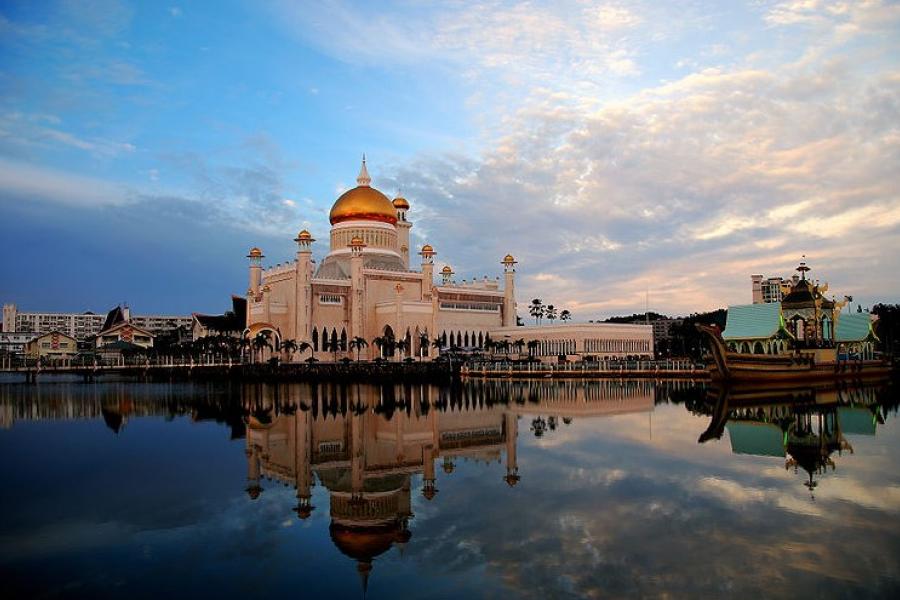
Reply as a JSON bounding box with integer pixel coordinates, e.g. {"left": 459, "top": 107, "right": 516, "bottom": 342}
{"left": 393, "top": 194, "right": 412, "bottom": 268}
{"left": 247, "top": 247, "right": 264, "bottom": 323}
{"left": 502, "top": 254, "right": 517, "bottom": 327}
{"left": 294, "top": 230, "right": 314, "bottom": 344}
{"left": 349, "top": 235, "right": 366, "bottom": 355}
{"left": 420, "top": 244, "right": 435, "bottom": 300}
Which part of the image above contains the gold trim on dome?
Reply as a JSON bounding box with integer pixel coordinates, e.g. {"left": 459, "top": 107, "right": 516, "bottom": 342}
{"left": 420, "top": 244, "right": 434, "bottom": 254}
{"left": 247, "top": 247, "right": 264, "bottom": 258}
{"left": 392, "top": 196, "right": 409, "bottom": 210}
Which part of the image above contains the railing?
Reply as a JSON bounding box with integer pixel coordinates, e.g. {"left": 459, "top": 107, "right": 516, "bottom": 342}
{"left": 463, "top": 359, "right": 702, "bottom": 376}
{"left": 0, "top": 354, "right": 246, "bottom": 372}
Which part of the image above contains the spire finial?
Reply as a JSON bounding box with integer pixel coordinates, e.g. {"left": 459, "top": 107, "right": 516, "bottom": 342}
{"left": 357, "top": 154, "right": 371, "bottom": 186}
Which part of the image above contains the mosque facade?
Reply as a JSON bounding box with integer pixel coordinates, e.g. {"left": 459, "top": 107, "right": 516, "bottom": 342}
{"left": 245, "top": 158, "right": 516, "bottom": 361}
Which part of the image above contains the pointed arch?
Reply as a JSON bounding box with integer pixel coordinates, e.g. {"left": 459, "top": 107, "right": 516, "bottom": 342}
{"left": 330, "top": 329, "right": 338, "bottom": 352}
{"left": 340, "top": 328, "right": 347, "bottom": 351}
{"left": 478, "top": 331, "right": 484, "bottom": 348}
{"left": 312, "top": 327, "right": 319, "bottom": 352}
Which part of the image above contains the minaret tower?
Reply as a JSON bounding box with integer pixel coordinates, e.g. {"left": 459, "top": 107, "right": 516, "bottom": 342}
{"left": 247, "top": 247, "right": 264, "bottom": 326}
{"left": 394, "top": 194, "right": 412, "bottom": 268}
{"left": 420, "top": 244, "right": 435, "bottom": 300}
{"left": 349, "top": 235, "right": 366, "bottom": 355}
{"left": 294, "top": 230, "right": 314, "bottom": 343}
{"left": 502, "top": 254, "right": 517, "bottom": 327}
{"left": 441, "top": 265, "right": 454, "bottom": 286}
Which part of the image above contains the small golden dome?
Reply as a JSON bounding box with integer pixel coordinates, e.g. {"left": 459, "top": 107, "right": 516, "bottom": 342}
{"left": 392, "top": 196, "right": 409, "bottom": 210}
{"left": 502, "top": 254, "right": 516, "bottom": 264}
{"left": 421, "top": 244, "right": 434, "bottom": 254}
{"left": 441, "top": 265, "right": 453, "bottom": 274}
{"left": 248, "top": 247, "right": 263, "bottom": 258}
{"left": 295, "top": 229, "right": 312, "bottom": 241}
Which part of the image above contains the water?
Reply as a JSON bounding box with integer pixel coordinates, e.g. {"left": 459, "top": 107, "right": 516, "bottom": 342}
{"left": 1, "top": 378, "right": 898, "bottom": 599}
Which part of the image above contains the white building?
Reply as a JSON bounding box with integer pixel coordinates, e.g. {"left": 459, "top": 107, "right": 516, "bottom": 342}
{"left": 2, "top": 304, "right": 191, "bottom": 341}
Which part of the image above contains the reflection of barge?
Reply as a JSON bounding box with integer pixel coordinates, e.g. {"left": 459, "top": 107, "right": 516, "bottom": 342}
{"left": 697, "top": 381, "right": 891, "bottom": 494}
{"left": 697, "top": 260, "right": 891, "bottom": 384}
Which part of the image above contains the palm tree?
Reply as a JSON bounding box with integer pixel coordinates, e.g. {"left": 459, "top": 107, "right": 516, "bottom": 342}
{"left": 560, "top": 309, "right": 572, "bottom": 322}
{"left": 374, "top": 335, "right": 397, "bottom": 360}
{"left": 281, "top": 339, "right": 298, "bottom": 363}
{"left": 349, "top": 336, "right": 368, "bottom": 361}
{"left": 297, "top": 341, "right": 313, "bottom": 361}
{"left": 514, "top": 338, "right": 525, "bottom": 356}
{"left": 419, "top": 333, "right": 430, "bottom": 360}
{"left": 237, "top": 337, "right": 251, "bottom": 362}
{"left": 527, "top": 339, "right": 539, "bottom": 357}
{"left": 529, "top": 298, "right": 544, "bottom": 325}
{"left": 251, "top": 332, "right": 272, "bottom": 363}
{"left": 323, "top": 338, "right": 340, "bottom": 362}
{"left": 545, "top": 304, "right": 558, "bottom": 324}
{"left": 395, "top": 338, "right": 410, "bottom": 361}
{"left": 431, "top": 336, "right": 445, "bottom": 356}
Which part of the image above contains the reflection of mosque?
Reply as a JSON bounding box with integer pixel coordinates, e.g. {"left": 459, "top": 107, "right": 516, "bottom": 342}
{"left": 0, "top": 381, "right": 248, "bottom": 436}
{"left": 699, "top": 384, "right": 892, "bottom": 496}
{"left": 241, "top": 379, "right": 661, "bottom": 588}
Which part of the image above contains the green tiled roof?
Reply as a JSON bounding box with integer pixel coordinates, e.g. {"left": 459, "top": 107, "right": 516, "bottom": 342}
{"left": 835, "top": 312, "right": 877, "bottom": 342}
{"left": 722, "top": 303, "right": 785, "bottom": 341}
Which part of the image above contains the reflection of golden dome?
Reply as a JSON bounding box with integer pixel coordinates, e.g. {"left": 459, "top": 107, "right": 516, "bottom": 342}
{"left": 248, "top": 247, "right": 263, "bottom": 258}
{"left": 349, "top": 235, "right": 365, "bottom": 246}
{"left": 392, "top": 196, "right": 409, "bottom": 210}
{"left": 330, "top": 524, "right": 399, "bottom": 562}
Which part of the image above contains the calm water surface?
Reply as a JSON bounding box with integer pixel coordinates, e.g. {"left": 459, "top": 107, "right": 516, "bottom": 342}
{"left": 1, "top": 378, "right": 899, "bottom": 599}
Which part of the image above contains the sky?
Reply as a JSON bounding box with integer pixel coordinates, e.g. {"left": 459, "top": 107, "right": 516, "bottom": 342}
{"left": 0, "top": 0, "right": 898, "bottom": 319}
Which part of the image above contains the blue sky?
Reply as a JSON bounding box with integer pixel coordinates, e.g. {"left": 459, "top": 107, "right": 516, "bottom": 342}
{"left": 1, "top": 1, "right": 899, "bottom": 318}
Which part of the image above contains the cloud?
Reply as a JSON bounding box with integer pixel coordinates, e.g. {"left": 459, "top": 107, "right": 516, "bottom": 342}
{"left": 0, "top": 158, "right": 129, "bottom": 207}
{"left": 384, "top": 41, "right": 900, "bottom": 317}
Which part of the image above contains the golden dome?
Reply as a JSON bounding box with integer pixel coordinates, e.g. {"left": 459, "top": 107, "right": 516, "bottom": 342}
{"left": 502, "top": 254, "right": 516, "bottom": 264}
{"left": 247, "top": 247, "right": 263, "bottom": 258}
{"left": 330, "top": 186, "right": 396, "bottom": 225}
{"left": 392, "top": 196, "right": 409, "bottom": 210}
{"left": 329, "top": 158, "right": 397, "bottom": 225}
{"left": 421, "top": 244, "right": 434, "bottom": 254}
{"left": 441, "top": 265, "right": 453, "bottom": 274}
{"left": 295, "top": 229, "right": 312, "bottom": 241}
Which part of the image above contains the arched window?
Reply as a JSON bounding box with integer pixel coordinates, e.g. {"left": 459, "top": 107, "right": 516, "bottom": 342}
{"left": 312, "top": 327, "right": 319, "bottom": 351}
{"left": 330, "top": 329, "right": 338, "bottom": 353}
{"left": 340, "top": 328, "right": 347, "bottom": 351}
{"left": 478, "top": 332, "right": 484, "bottom": 348}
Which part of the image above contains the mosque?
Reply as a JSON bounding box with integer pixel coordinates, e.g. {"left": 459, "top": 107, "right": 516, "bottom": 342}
{"left": 245, "top": 157, "right": 517, "bottom": 361}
